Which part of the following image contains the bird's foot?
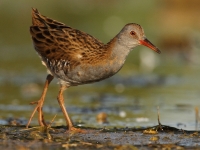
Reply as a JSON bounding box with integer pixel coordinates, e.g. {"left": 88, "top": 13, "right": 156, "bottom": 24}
{"left": 67, "top": 126, "right": 87, "bottom": 134}
{"left": 26, "top": 99, "right": 46, "bottom": 128}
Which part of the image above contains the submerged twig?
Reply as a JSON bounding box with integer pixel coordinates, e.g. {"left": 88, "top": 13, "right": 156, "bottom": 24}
{"left": 195, "top": 107, "right": 199, "bottom": 131}
{"left": 156, "top": 106, "right": 163, "bottom": 131}
{"left": 157, "top": 106, "right": 161, "bottom": 126}
{"left": 48, "top": 114, "right": 57, "bottom": 128}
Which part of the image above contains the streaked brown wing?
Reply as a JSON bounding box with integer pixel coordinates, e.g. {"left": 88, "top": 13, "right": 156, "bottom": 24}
{"left": 30, "top": 8, "right": 104, "bottom": 75}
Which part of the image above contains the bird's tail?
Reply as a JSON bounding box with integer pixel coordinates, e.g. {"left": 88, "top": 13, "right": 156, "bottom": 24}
{"left": 31, "top": 8, "right": 65, "bottom": 28}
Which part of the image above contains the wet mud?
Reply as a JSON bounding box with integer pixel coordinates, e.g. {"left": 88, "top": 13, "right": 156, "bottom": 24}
{"left": 0, "top": 125, "right": 200, "bottom": 150}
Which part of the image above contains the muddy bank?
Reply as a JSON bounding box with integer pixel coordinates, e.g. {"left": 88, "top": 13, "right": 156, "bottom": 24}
{"left": 0, "top": 125, "right": 200, "bottom": 150}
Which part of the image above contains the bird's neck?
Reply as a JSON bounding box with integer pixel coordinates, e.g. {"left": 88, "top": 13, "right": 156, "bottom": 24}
{"left": 101, "top": 37, "right": 132, "bottom": 74}
{"left": 106, "top": 37, "right": 132, "bottom": 64}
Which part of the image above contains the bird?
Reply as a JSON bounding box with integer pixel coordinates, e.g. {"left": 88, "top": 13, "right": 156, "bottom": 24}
{"left": 28, "top": 8, "right": 161, "bottom": 131}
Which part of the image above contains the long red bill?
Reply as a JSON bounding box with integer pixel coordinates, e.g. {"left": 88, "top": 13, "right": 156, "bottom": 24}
{"left": 139, "top": 38, "right": 161, "bottom": 54}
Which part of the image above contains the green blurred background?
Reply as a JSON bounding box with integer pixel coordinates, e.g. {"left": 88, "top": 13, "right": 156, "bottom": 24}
{"left": 0, "top": 0, "right": 200, "bottom": 130}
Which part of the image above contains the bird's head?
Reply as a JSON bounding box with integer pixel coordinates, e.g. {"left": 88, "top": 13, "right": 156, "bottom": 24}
{"left": 118, "top": 23, "right": 161, "bottom": 54}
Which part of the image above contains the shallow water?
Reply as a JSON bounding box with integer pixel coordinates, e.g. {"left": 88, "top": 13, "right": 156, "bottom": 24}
{"left": 1, "top": 46, "right": 200, "bottom": 131}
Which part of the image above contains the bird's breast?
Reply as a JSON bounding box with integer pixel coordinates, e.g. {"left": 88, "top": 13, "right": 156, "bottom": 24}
{"left": 62, "top": 59, "right": 125, "bottom": 85}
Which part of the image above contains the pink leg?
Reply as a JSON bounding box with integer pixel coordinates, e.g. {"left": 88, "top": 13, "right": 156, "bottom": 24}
{"left": 57, "top": 84, "right": 73, "bottom": 129}
{"left": 57, "top": 84, "right": 86, "bottom": 133}
{"left": 26, "top": 74, "right": 54, "bottom": 128}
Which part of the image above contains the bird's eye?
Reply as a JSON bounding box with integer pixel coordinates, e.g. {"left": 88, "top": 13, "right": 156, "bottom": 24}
{"left": 130, "top": 31, "right": 136, "bottom": 36}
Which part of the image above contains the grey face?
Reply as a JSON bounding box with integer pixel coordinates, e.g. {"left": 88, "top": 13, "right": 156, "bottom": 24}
{"left": 118, "top": 23, "right": 161, "bottom": 53}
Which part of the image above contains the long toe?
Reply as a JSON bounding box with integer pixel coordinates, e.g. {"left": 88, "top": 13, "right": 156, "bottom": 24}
{"left": 67, "top": 126, "right": 87, "bottom": 134}
{"left": 26, "top": 99, "right": 46, "bottom": 128}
